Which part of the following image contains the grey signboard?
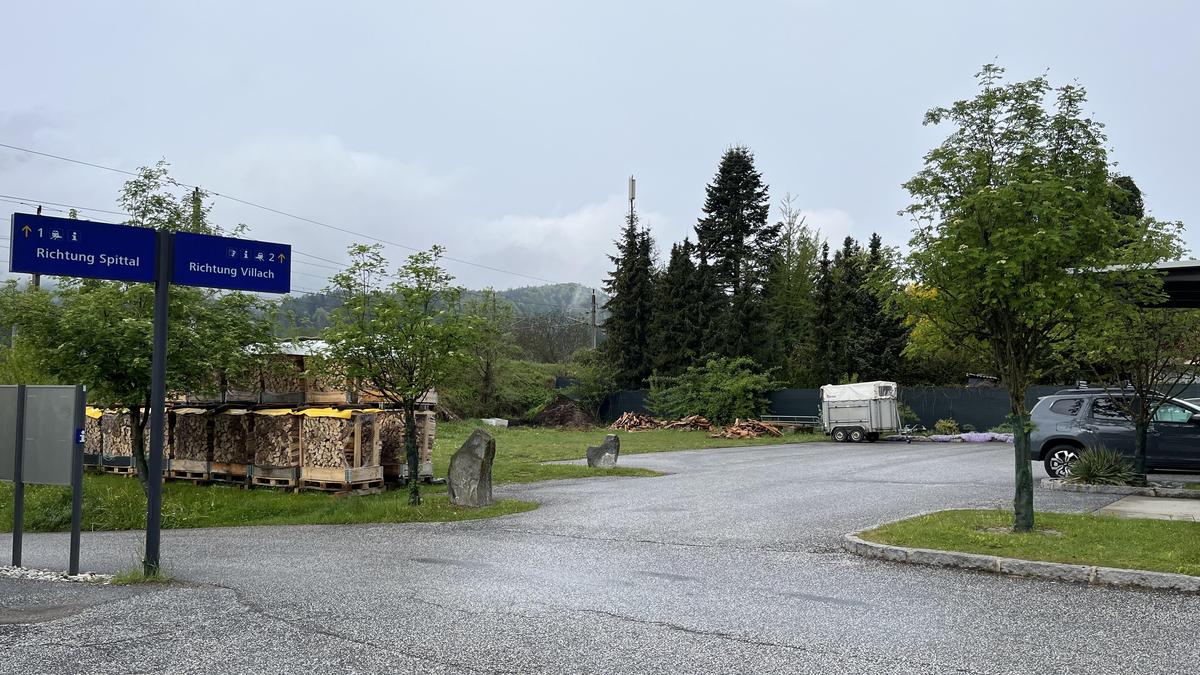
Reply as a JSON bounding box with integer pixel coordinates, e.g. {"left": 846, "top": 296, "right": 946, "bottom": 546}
{"left": 0, "top": 386, "right": 17, "bottom": 481}
{"left": 0, "top": 385, "right": 82, "bottom": 486}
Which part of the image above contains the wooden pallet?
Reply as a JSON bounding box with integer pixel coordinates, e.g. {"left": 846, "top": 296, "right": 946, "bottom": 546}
{"left": 209, "top": 461, "right": 251, "bottom": 485}
{"left": 251, "top": 465, "right": 299, "bottom": 489}
{"left": 301, "top": 478, "right": 384, "bottom": 495}
{"left": 168, "top": 469, "right": 210, "bottom": 483}
{"left": 101, "top": 465, "right": 137, "bottom": 476}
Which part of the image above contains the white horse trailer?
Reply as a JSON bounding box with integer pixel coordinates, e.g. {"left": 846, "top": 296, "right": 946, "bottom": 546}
{"left": 820, "top": 381, "right": 900, "bottom": 442}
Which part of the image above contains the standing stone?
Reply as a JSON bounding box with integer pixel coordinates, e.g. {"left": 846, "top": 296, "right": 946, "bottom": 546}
{"left": 586, "top": 434, "right": 620, "bottom": 468}
{"left": 448, "top": 429, "right": 496, "bottom": 507}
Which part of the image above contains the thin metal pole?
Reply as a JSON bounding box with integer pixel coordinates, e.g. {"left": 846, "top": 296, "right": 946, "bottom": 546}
{"left": 11, "top": 384, "right": 26, "bottom": 567}
{"left": 591, "top": 289, "right": 597, "bottom": 349}
{"left": 144, "top": 231, "right": 172, "bottom": 576}
{"left": 68, "top": 385, "right": 86, "bottom": 575}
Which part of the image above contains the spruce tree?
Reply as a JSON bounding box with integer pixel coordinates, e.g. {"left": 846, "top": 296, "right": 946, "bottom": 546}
{"left": 810, "top": 243, "right": 839, "bottom": 385}
{"left": 762, "top": 198, "right": 821, "bottom": 384}
{"left": 856, "top": 233, "right": 908, "bottom": 381}
{"left": 693, "top": 146, "right": 778, "bottom": 361}
{"left": 648, "top": 239, "right": 699, "bottom": 375}
{"left": 602, "top": 210, "right": 656, "bottom": 388}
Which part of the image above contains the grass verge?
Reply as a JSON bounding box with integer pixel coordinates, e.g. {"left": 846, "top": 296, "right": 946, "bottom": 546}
{"left": 432, "top": 421, "right": 822, "bottom": 483}
{"left": 859, "top": 509, "right": 1200, "bottom": 577}
{"left": 0, "top": 477, "right": 536, "bottom": 533}
{"left": 1186, "top": 482, "right": 1200, "bottom": 491}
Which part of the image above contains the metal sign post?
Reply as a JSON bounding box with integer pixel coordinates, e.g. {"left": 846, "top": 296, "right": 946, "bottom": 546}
{"left": 144, "top": 232, "right": 172, "bottom": 576}
{"left": 11, "top": 384, "right": 26, "bottom": 567}
{"left": 69, "top": 386, "right": 86, "bottom": 575}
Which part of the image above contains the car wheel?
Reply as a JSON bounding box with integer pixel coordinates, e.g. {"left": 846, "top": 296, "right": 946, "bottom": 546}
{"left": 832, "top": 428, "right": 848, "bottom": 442}
{"left": 1044, "top": 446, "right": 1080, "bottom": 478}
{"left": 849, "top": 428, "right": 865, "bottom": 442}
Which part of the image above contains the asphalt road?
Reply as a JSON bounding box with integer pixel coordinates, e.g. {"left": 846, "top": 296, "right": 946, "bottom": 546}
{"left": 2, "top": 441, "right": 1198, "bottom": 674}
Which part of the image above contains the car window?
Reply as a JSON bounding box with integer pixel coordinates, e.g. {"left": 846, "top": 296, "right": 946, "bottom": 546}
{"left": 1090, "top": 397, "right": 1130, "bottom": 421}
{"left": 1154, "top": 403, "right": 1194, "bottom": 423}
{"left": 1048, "top": 398, "right": 1083, "bottom": 416}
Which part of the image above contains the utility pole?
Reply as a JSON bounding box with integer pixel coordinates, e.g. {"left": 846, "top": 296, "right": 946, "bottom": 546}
{"left": 591, "top": 288, "right": 597, "bottom": 349}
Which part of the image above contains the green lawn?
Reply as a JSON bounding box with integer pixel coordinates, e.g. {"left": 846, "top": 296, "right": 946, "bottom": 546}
{"left": 432, "top": 421, "right": 822, "bottom": 483}
{"left": 1, "top": 423, "right": 814, "bottom": 533}
{"left": 860, "top": 509, "right": 1200, "bottom": 577}
{"left": 1186, "top": 482, "right": 1200, "bottom": 491}
{"left": 0, "top": 476, "right": 535, "bottom": 533}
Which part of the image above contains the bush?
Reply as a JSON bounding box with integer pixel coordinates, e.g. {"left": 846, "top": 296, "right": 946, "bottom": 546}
{"left": 897, "top": 402, "right": 921, "bottom": 426}
{"left": 988, "top": 421, "right": 1014, "bottom": 434}
{"left": 960, "top": 423, "right": 977, "bottom": 433}
{"left": 647, "top": 355, "right": 775, "bottom": 425}
{"left": 933, "top": 418, "right": 960, "bottom": 435}
{"left": 1065, "top": 447, "right": 1136, "bottom": 485}
{"left": 566, "top": 349, "right": 617, "bottom": 418}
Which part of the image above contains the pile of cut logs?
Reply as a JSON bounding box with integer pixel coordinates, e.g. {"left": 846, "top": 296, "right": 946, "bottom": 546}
{"left": 708, "top": 419, "right": 783, "bottom": 439}
{"left": 660, "top": 415, "right": 712, "bottom": 431}
{"left": 212, "top": 412, "right": 255, "bottom": 464}
{"left": 609, "top": 412, "right": 663, "bottom": 431}
{"left": 84, "top": 415, "right": 104, "bottom": 456}
{"left": 101, "top": 411, "right": 132, "bottom": 456}
{"left": 610, "top": 412, "right": 713, "bottom": 431}
{"left": 301, "top": 413, "right": 381, "bottom": 469}
{"left": 252, "top": 413, "right": 300, "bottom": 467}
{"left": 173, "top": 412, "right": 213, "bottom": 461}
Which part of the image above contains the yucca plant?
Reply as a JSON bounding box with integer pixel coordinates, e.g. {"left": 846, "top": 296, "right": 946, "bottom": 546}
{"left": 1064, "top": 447, "right": 1137, "bottom": 486}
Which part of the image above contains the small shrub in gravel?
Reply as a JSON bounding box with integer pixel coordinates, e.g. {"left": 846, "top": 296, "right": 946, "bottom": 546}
{"left": 1064, "top": 447, "right": 1136, "bottom": 486}
{"left": 933, "top": 418, "right": 960, "bottom": 435}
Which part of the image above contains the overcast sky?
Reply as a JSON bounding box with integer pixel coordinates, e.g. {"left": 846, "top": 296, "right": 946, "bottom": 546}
{"left": 2, "top": 1, "right": 1198, "bottom": 295}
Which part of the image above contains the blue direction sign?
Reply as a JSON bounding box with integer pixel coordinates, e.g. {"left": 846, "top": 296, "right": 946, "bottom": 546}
{"left": 8, "top": 213, "right": 156, "bottom": 283}
{"left": 172, "top": 231, "right": 291, "bottom": 294}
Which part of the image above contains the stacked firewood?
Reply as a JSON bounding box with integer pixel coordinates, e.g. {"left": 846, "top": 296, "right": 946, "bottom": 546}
{"left": 610, "top": 412, "right": 662, "bottom": 431}
{"left": 301, "top": 416, "right": 353, "bottom": 468}
{"left": 378, "top": 411, "right": 405, "bottom": 466}
{"left": 84, "top": 415, "right": 104, "bottom": 455}
{"left": 377, "top": 410, "right": 436, "bottom": 465}
{"left": 660, "top": 415, "right": 712, "bottom": 431}
{"left": 252, "top": 413, "right": 300, "bottom": 467}
{"left": 213, "top": 412, "right": 255, "bottom": 463}
{"left": 173, "top": 412, "right": 213, "bottom": 461}
{"left": 261, "top": 356, "right": 306, "bottom": 395}
{"left": 101, "top": 411, "right": 132, "bottom": 456}
{"left": 708, "top": 419, "right": 783, "bottom": 439}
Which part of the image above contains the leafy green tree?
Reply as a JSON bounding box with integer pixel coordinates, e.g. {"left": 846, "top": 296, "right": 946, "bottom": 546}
{"left": 324, "top": 244, "right": 475, "bottom": 505}
{"left": 647, "top": 355, "right": 775, "bottom": 424}
{"left": 1, "top": 164, "right": 276, "bottom": 494}
{"left": 567, "top": 348, "right": 618, "bottom": 418}
{"left": 1076, "top": 218, "right": 1192, "bottom": 483}
{"left": 899, "top": 64, "right": 1139, "bottom": 531}
{"left": 602, "top": 210, "right": 655, "bottom": 388}
{"left": 463, "top": 288, "right": 517, "bottom": 413}
{"left": 1109, "top": 175, "right": 1145, "bottom": 222}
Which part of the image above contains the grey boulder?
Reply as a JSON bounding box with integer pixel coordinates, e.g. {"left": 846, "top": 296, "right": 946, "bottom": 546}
{"left": 448, "top": 429, "right": 496, "bottom": 507}
{"left": 587, "top": 434, "right": 620, "bottom": 468}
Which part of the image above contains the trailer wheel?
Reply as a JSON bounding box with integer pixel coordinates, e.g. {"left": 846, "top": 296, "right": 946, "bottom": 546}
{"left": 832, "top": 428, "right": 848, "bottom": 442}
{"left": 849, "top": 428, "right": 865, "bottom": 443}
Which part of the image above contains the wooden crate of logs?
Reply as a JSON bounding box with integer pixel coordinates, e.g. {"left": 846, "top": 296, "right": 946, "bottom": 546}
{"left": 99, "top": 409, "right": 169, "bottom": 474}
{"left": 84, "top": 409, "right": 104, "bottom": 466}
{"left": 377, "top": 410, "right": 436, "bottom": 482}
{"left": 170, "top": 409, "right": 212, "bottom": 480}
{"left": 299, "top": 411, "right": 383, "bottom": 492}
{"left": 251, "top": 410, "right": 301, "bottom": 487}
{"left": 211, "top": 410, "right": 254, "bottom": 482}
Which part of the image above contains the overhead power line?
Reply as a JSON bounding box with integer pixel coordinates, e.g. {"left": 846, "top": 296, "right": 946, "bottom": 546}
{"left": 0, "top": 142, "right": 562, "bottom": 285}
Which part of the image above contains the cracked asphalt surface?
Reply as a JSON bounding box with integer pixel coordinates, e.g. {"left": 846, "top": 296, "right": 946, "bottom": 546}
{"left": 2, "top": 441, "right": 1198, "bottom": 673}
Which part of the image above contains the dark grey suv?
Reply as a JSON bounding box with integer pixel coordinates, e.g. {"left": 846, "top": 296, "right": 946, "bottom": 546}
{"left": 1030, "top": 388, "right": 1200, "bottom": 477}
